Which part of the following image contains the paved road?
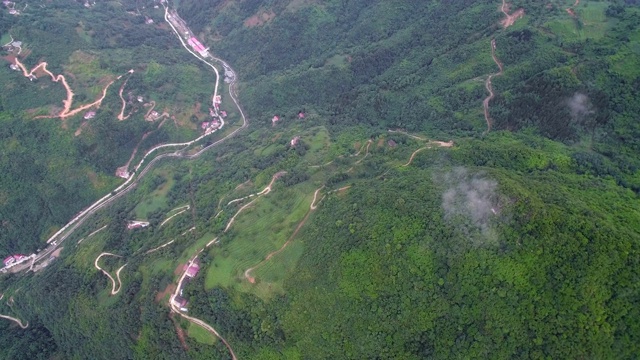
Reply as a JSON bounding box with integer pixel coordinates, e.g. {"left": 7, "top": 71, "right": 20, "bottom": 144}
{"left": 7, "top": 2, "right": 248, "bottom": 275}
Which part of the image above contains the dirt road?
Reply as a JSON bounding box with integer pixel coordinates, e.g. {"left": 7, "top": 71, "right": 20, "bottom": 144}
{"left": 482, "top": 39, "right": 504, "bottom": 133}
{"left": 500, "top": 0, "right": 525, "bottom": 28}
{"left": 171, "top": 255, "right": 237, "bottom": 359}
{"left": 244, "top": 186, "right": 324, "bottom": 283}
{"left": 94, "top": 253, "right": 125, "bottom": 295}
{"left": 0, "top": 314, "right": 28, "bottom": 329}
{"left": 566, "top": 0, "right": 579, "bottom": 17}
{"left": 117, "top": 70, "right": 135, "bottom": 121}
{"left": 12, "top": 58, "right": 133, "bottom": 120}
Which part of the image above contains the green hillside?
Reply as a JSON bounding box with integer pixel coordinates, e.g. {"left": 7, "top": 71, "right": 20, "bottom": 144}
{"left": 1, "top": 0, "right": 639, "bottom": 359}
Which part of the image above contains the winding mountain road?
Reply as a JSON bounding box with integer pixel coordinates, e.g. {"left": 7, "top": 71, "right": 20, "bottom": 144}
{"left": 94, "top": 253, "right": 125, "bottom": 295}
{"left": 8, "top": 1, "right": 248, "bottom": 275}
{"left": 482, "top": 39, "right": 503, "bottom": 133}
{"left": 0, "top": 314, "right": 28, "bottom": 329}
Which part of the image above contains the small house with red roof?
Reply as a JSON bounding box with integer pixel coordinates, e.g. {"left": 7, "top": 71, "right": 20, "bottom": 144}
{"left": 201, "top": 122, "right": 210, "bottom": 130}
{"left": 298, "top": 111, "right": 305, "bottom": 119}
{"left": 171, "top": 295, "right": 188, "bottom": 311}
{"left": 3, "top": 254, "right": 27, "bottom": 267}
{"left": 184, "top": 263, "right": 200, "bottom": 278}
{"left": 3, "top": 256, "right": 14, "bottom": 267}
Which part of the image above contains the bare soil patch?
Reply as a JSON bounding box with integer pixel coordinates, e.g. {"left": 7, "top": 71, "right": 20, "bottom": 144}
{"left": 156, "top": 283, "right": 177, "bottom": 302}
{"left": 174, "top": 263, "right": 185, "bottom": 276}
{"left": 244, "top": 10, "right": 276, "bottom": 28}
{"left": 170, "top": 313, "right": 189, "bottom": 351}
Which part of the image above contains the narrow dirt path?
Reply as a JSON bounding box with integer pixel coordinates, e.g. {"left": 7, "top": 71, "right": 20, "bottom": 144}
{"left": 355, "top": 140, "right": 373, "bottom": 165}
{"left": 145, "top": 240, "right": 175, "bottom": 254}
{"left": 244, "top": 186, "right": 324, "bottom": 283}
{"left": 0, "top": 314, "right": 28, "bottom": 329}
{"left": 500, "top": 0, "right": 525, "bottom": 28}
{"left": 12, "top": 58, "right": 132, "bottom": 120}
{"left": 171, "top": 255, "right": 237, "bottom": 360}
{"left": 94, "top": 253, "right": 125, "bottom": 295}
{"left": 117, "top": 70, "right": 135, "bottom": 121}
{"left": 308, "top": 160, "right": 333, "bottom": 169}
{"left": 387, "top": 129, "right": 426, "bottom": 141}
{"left": 566, "top": 0, "right": 579, "bottom": 17}
{"left": 77, "top": 224, "right": 107, "bottom": 245}
{"left": 402, "top": 147, "right": 427, "bottom": 167}
{"left": 160, "top": 206, "right": 190, "bottom": 227}
{"left": 226, "top": 171, "right": 287, "bottom": 206}
{"left": 310, "top": 186, "right": 325, "bottom": 210}
{"left": 482, "top": 39, "right": 504, "bottom": 133}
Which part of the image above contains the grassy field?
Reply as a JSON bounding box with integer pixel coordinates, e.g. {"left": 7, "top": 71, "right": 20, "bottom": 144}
{"left": 204, "top": 182, "right": 314, "bottom": 299}
{"left": 545, "top": 1, "right": 610, "bottom": 41}
{"left": 135, "top": 171, "right": 175, "bottom": 219}
{"left": 187, "top": 322, "right": 217, "bottom": 345}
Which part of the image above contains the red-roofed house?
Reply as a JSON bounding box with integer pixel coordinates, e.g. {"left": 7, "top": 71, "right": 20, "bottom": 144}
{"left": 171, "top": 295, "right": 188, "bottom": 311}
{"left": 272, "top": 115, "right": 280, "bottom": 126}
{"left": 187, "top": 37, "right": 209, "bottom": 56}
{"left": 184, "top": 263, "right": 200, "bottom": 278}
{"left": 3, "top": 256, "right": 14, "bottom": 267}
{"left": 201, "top": 122, "right": 210, "bottom": 129}
{"left": 298, "top": 112, "right": 305, "bottom": 119}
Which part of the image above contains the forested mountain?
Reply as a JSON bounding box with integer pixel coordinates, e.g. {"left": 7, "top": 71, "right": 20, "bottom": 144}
{"left": 1, "top": 0, "right": 639, "bottom": 359}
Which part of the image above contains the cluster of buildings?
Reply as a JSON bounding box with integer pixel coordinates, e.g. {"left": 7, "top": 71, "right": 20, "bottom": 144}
{"left": 171, "top": 261, "right": 201, "bottom": 311}
{"left": 201, "top": 97, "right": 226, "bottom": 134}
{"left": 3, "top": 1, "right": 20, "bottom": 15}
{"left": 187, "top": 37, "right": 209, "bottom": 57}
{"left": 3, "top": 254, "right": 28, "bottom": 268}
{"left": 3, "top": 40, "right": 22, "bottom": 55}
{"left": 272, "top": 111, "right": 306, "bottom": 126}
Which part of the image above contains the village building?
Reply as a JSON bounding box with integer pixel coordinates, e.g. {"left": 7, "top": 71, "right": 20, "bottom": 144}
{"left": 184, "top": 262, "right": 200, "bottom": 278}
{"left": 115, "top": 167, "right": 130, "bottom": 179}
{"left": 137, "top": 96, "right": 144, "bottom": 103}
{"left": 220, "top": 110, "right": 227, "bottom": 118}
{"left": 290, "top": 136, "right": 300, "bottom": 147}
{"left": 84, "top": 111, "right": 96, "bottom": 120}
{"left": 9, "top": 64, "right": 18, "bottom": 71}
{"left": 3, "top": 256, "right": 15, "bottom": 267}
{"left": 298, "top": 111, "right": 305, "bottom": 119}
{"left": 3, "top": 254, "right": 27, "bottom": 268}
{"left": 187, "top": 37, "right": 209, "bottom": 57}
{"left": 145, "top": 17, "right": 154, "bottom": 24}
{"left": 127, "top": 221, "right": 150, "bottom": 230}
{"left": 272, "top": 115, "right": 280, "bottom": 126}
{"left": 171, "top": 295, "right": 188, "bottom": 311}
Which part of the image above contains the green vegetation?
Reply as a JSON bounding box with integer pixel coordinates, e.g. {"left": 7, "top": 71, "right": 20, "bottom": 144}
{"left": 1, "top": 0, "right": 639, "bottom": 359}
